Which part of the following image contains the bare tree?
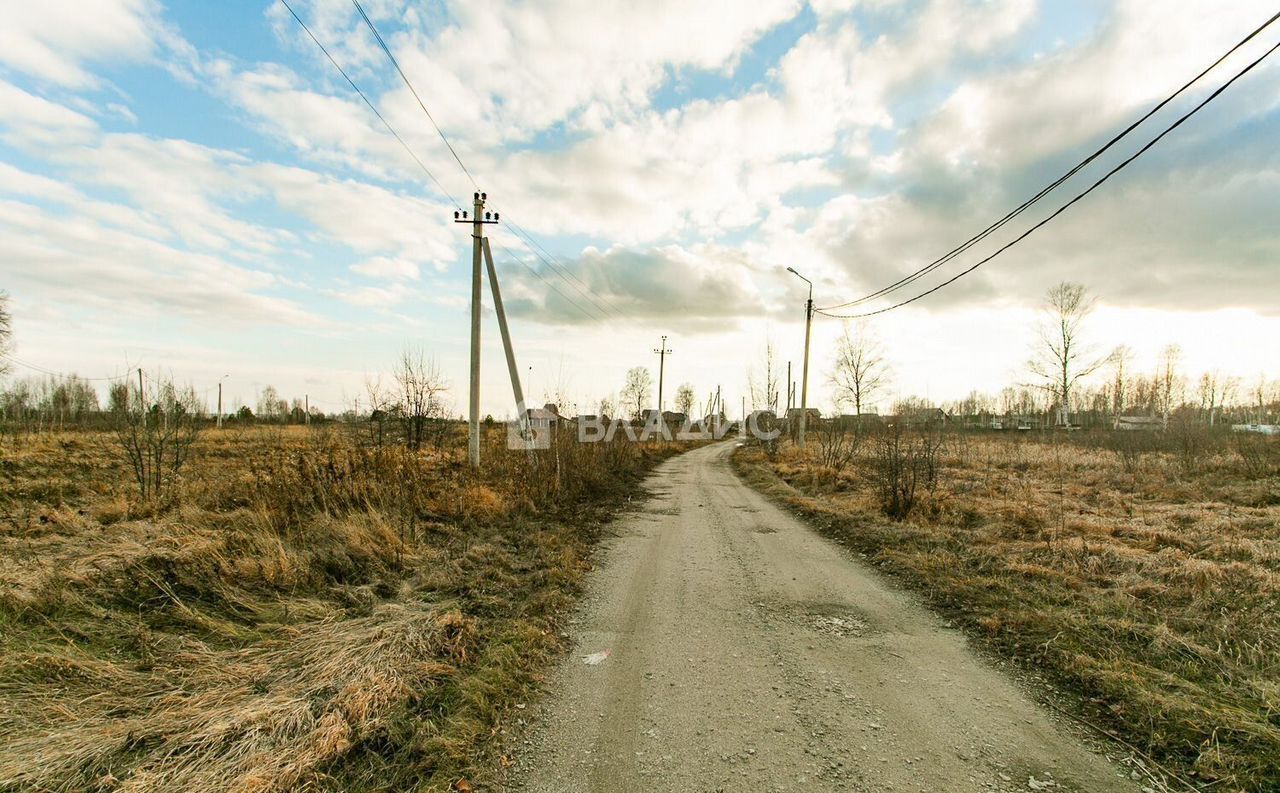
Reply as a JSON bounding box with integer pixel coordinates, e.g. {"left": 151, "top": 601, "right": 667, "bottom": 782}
{"left": 674, "top": 383, "right": 695, "bottom": 416}
{"left": 621, "top": 367, "right": 652, "bottom": 420}
{"left": 112, "top": 372, "right": 202, "bottom": 500}
{"left": 0, "top": 291, "right": 11, "bottom": 377}
{"left": 1027, "top": 281, "right": 1105, "bottom": 427}
{"left": 748, "top": 339, "right": 780, "bottom": 413}
{"left": 363, "top": 374, "right": 397, "bottom": 447}
{"left": 395, "top": 348, "right": 449, "bottom": 450}
{"left": 829, "top": 321, "right": 889, "bottom": 416}
{"left": 598, "top": 394, "right": 616, "bottom": 420}
{"left": 256, "top": 385, "right": 284, "bottom": 421}
{"left": 1249, "top": 375, "right": 1272, "bottom": 424}
{"left": 1197, "top": 370, "right": 1237, "bottom": 427}
{"left": 1107, "top": 345, "right": 1133, "bottom": 428}
{"left": 1156, "top": 344, "right": 1183, "bottom": 430}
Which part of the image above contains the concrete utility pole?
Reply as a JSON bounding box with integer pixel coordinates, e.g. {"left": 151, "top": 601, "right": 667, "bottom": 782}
{"left": 304, "top": 394, "right": 310, "bottom": 425}
{"left": 481, "top": 237, "right": 530, "bottom": 446}
{"left": 217, "top": 374, "right": 228, "bottom": 429}
{"left": 786, "top": 267, "right": 814, "bottom": 449}
{"left": 653, "top": 335, "right": 673, "bottom": 413}
{"left": 786, "top": 361, "right": 792, "bottom": 411}
{"left": 454, "top": 192, "right": 498, "bottom": 468}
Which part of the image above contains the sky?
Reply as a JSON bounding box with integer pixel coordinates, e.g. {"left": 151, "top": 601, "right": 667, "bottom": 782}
{"left": 1, "top": 0, "right": 1278, "bottom": 418}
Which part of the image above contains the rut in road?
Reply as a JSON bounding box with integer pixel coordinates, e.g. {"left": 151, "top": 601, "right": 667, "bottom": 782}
{"left": 506, "top": 442, "right": 1140, "bottom": 792}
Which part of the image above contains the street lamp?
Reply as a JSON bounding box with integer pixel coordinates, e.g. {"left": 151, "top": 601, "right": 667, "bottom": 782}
{"left": 786, "top": 267, "right": 814, "bottom": 449}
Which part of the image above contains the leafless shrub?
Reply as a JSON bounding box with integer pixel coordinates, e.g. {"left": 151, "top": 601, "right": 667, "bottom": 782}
{"left": 815, "top": 418, "right": 861, "bottom": 474}
{"left": 111, "top": 374, "right": 203, "bottom": 500}
{"left": 1105, "top": 429, "right": 1158, "bottom": 473}
{"left": 1166, "top": 417, "right": 1224, "bottom": 474}
{"left": 871, "top": 422, "right": 945, "bottom": 520}
{"left": 1234, "top": 433, "right": 1280, "bottom": 479}
{"left": 395, "top": 348, "right": 450, "bottom": 450}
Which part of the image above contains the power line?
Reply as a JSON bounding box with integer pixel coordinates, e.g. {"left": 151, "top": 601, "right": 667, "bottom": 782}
{"left": 490, "top": 242, "right": 606, "bottom": 323}
{"left": 1, "top": 354, "right": 131, "bottom": 381}
{"left": 817, "top": 33, "right": 1280, "bottom": 320}
{"left": 347, "top": 0, "right": 627, "bottom": 323}
{"left": 818, "top": 9, "right": 1280, "bottom": 312}
{"left": 283, "top": 1, "right": 606, "bottom": 326}
{"left": 350, "top": 0, "right": 478, "bottom": 190}
{"left": 502, "top": 220, "right": 624, "bottom": 321}
{"left": 278, "top": 0, "right": 460, "bottom": 207}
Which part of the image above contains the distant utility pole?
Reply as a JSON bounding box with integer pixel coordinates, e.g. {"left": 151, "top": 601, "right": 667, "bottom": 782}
{"left": 217, "top": 374, "right": 228, "bottom": 429}
{"left": 305, "top": 394, "right": 310, "bottom": 425}
{"left": 786, "top": 361, "right": 792, "bottom": 411}
{"left": 786, "top": 267, "right": 814, "bottom": 449}
{"left": 653, "top": 335, "right": 673, "bottom": 413}
{"left": 454, "top": 192, "right": 499, "bottom": 468}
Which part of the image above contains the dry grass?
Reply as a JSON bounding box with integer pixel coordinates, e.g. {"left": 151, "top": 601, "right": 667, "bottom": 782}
{"left": 735, "top": 430, "right": 1280, "bottom": 793}
{"left": 0, "top": 423, "right": 682, "bottom": 792}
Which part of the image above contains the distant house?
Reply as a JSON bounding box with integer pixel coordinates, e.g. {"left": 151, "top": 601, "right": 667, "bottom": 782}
{"left": 784, "top": 407, "right": 821, "bottom": 422}
{"left": 887, "top": 408, "right": 949, "bottom": 428}
{"left": 661, "top": 410, "right": 687, "bottom": 425}
{"left": 1117, "top": 415, "right": 1163, "bottom": 432}
{"left": 525, "top": 403, "right": 563, "bottom": 429}
{"left": 985, "top": 415, "right": 1039, "bottom": 430}
{"left": 1231, "top": 423, "right": 1280, "bottom": 436}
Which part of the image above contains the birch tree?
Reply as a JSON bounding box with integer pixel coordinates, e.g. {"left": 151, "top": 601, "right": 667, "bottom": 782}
{"left": 830, "top": 321, "right": 889, "bottom": 416}
{"left": 1027, "top": 281, "right": 1105, "bottom": 427}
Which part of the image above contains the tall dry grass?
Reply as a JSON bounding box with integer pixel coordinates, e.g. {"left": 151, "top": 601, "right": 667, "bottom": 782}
{"left": 736, "top": 429, "right": 1280, "bottom": 792}
{"left": 0, "top": 423, "right": 682, "bottom": 792}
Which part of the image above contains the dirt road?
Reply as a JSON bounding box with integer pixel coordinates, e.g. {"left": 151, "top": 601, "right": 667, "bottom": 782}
{"left": 506, "top": 443, "right": 1138, "bottom": 792}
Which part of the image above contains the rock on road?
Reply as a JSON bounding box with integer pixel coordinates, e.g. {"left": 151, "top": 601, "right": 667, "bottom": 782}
{"left": 506, "top": 443, "right": 1139, "bottom": 792}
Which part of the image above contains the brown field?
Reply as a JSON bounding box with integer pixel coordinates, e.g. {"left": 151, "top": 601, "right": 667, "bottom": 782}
{"left": 734, "top": 429, "right": 1280, "bottom": 792}
{"left": 0, "top": 423, "right": 679, "bottom": 793}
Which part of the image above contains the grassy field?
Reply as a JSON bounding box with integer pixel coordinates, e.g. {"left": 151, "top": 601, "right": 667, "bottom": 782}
{"left": 0, "top": 422, "right": 680, "bottom": 793}
{"left": 734, "top": 429, "right": 1280, "bottom": 793}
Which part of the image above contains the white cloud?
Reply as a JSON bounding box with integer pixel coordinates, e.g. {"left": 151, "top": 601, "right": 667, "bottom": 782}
{"left": 0, "top": 0, "right": 164, "bottom": 87}
{"left": 0, "top": 80, "right": 98, "bottom": 148}
{"left": 500, "top": 242, "right": 774, "bottom": 329}
{"left": 351, "top": 256, "right": 422, "bottom": 280}
{"left": 0, "top": 198, "right": 317, "bottom": 326}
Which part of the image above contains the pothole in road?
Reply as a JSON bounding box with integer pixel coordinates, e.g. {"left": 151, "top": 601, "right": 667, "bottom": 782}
{"left": 808, "top": 613, "right": 869, "bottom": 637}
{"left": 644, "top": 506, "right": 681, "bottom": 516}
{"left": 753, "top": 599, "right": 879, "bottom": 638}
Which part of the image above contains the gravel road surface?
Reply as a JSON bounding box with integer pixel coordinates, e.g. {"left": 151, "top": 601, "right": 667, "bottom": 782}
{"left": 506, "top": 442, "right": 1139, "bottom": 792}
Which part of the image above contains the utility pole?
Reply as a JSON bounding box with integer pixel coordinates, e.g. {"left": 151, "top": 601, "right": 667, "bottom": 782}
{"left": 653, "top": 335, "right": 673, "bottom": 413}
{"left": 787, "top": 267, "right": 814, "bottom": 449}
{"left": 305, "top": 394, "right": 310, "bottom": 425}
{"left": 217, "top": 375, "right": 227, "bottom": 430}
{"left": 481, "top": 237, "right": 530, "bottom": 447}
{"left": 786, "top": 361, "right": 792, "bottom": 411}
{"left": 454, "top": 192, "right": 498, "bottom": 468}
